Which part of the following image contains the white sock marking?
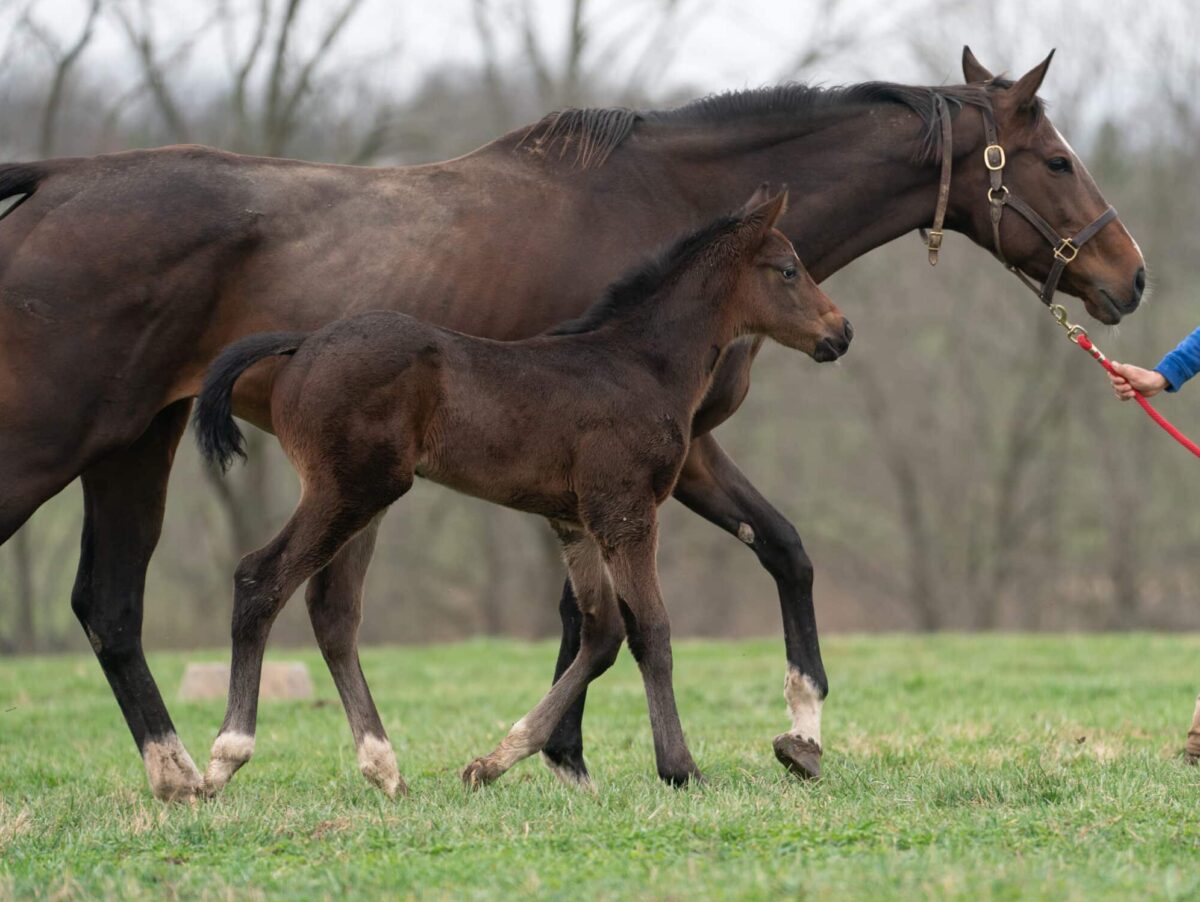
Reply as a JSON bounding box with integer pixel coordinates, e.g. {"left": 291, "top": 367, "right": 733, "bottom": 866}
{"left": 203, "top": 731, "right": 255, "bottom": 793}
{"left": 784, "top": 668, "right": 824, "bottom": 748}
{"left": 142, "top": 733, "right": 203, "bottom": 803}
{"left": 357, "top": 734, "right": 404, "bottom": 797}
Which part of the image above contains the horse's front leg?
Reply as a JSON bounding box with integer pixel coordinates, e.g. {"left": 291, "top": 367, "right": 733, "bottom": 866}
{"left": 672, "top": 433, "right": 827, "bottom": 779}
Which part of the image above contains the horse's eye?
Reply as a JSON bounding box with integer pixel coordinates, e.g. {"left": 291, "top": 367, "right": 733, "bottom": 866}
{"left": 781, "top": 265, "right": 798, "bottom": 281}
{"left": 1047, "top": 156, "right": 1073, "bottom": 174}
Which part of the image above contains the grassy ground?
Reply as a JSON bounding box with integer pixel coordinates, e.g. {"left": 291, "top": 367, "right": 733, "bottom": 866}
{"left": 2, "top": 634, "right": 1199, "bottom": 900}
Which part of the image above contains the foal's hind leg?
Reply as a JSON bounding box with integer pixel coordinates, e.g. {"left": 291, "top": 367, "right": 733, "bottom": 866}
{"left": 1186, "top": 694, "right": 1200, "bottom": 763}
{"left": 463, "top": 529, "right": 623, "bottom": 788}
{"left": 305, "top": 515, "right": 406, "bottom": 798}
{"left": 203, "top": 485, "right": 386, "bottom": 796}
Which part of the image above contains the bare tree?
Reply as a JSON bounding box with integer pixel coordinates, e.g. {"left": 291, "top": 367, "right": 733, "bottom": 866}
{"left": 22, "top": 0, "right": 102, "bottom": 156}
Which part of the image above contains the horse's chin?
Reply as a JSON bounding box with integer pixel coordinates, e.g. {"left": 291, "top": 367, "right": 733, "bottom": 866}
{"left": 1081, "top": 291, "right": 1123, "bottom": 326}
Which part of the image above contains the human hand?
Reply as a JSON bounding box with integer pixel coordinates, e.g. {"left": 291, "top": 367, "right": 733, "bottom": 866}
{"left": 1108, "top": 362, "right": 1168, "bottom": 401}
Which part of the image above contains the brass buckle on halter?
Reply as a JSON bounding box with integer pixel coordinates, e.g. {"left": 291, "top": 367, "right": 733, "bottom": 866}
{"left": 983, "top": 144, "right": 1006, "bottom": 170}
{"left": 987, "top": 185, "right": 1008, "bottom": 205}
{"left": 925, "top": 229, "right": 943, "bottom": 251}
{"left": 1054, "top": 238, "right": 1080, "bottom": 263}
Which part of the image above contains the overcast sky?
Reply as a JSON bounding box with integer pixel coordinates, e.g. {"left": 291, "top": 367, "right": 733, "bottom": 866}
{"left": 17, "top": 0, "right": 1197, "bottom": 139}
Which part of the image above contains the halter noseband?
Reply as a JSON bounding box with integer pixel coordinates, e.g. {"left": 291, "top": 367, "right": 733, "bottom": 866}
{"left": 920, "top": 96, "right": 1118, "bottom": 308}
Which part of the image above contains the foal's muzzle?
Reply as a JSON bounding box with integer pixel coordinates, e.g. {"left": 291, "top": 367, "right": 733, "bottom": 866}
{"left": 813, "top": 319, "right": 853, "bottom": 362}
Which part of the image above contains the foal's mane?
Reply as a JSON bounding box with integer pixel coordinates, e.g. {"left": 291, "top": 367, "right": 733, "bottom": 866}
{"left": 516, "top": 79, "right": 1040, "bottom": 169}
{"left": 547, "top": 214, "right": 741, "bottom": 336}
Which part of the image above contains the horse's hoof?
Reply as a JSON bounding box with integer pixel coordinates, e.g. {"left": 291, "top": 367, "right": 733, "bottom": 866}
{"left": 462, "top": 757, "right": 504, "bottom": 790}
{"left": 142, "top": 734, "right": 205, "bottom": 804}
{"left": 773, "top": 732, "right": 822, "bottom": 780}
{"left": 541, "top": 751, "right": 594, "bottom": 790}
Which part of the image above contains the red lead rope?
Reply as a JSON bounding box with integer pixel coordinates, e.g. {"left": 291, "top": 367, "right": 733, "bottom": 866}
{"left": 1073, "top": 332, "right": 1200, "bottom": 459}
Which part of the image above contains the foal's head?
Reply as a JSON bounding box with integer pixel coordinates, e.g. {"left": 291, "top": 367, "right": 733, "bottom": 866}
{"left": 730, "top": 188, "right": 852, "bottom": 362}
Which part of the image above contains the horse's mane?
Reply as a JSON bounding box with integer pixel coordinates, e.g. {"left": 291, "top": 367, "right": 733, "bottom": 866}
{"left": 547, "top": 213, "right": 741, "bottom": 336}
{"left": 516, "top": 79, "right": 1041, "bottom": 169}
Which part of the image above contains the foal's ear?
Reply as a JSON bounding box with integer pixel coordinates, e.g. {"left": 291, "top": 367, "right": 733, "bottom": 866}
{"left": 737, "top": 182, "right": 774, "bottom": 216}
{"left": 961, "top": 45, "right": 994, "bottom": 83}
{"left": 1007, "top": 50, "right": 1055, "bottom": 112}
{"left": 744, "top": 189, "right": 792, "bottom": 243}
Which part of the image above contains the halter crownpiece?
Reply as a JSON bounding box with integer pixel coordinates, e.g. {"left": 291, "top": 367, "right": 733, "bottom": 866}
{"left": 920, "top": 97, "right": 1118, "bottom": 309}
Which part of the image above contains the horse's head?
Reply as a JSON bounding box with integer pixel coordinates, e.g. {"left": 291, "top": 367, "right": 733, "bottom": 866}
{"left": 951, "top": 47, "right": 1146, "bottom": 324}
{"left": 734, "top": 187, "right": 852, "bottom": 361}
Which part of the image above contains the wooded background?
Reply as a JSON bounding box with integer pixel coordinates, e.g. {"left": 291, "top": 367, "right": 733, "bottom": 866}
{"left": 2, "top": 0, "right": 1198, "bottom": 653}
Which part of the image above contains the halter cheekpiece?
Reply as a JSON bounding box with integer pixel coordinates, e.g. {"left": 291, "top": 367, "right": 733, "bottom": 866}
{"left": 920, "top": 95, "right": 1118, "bottom": 309}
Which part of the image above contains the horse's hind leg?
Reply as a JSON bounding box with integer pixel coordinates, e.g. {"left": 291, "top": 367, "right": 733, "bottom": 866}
{"left": 463, "top": 529, "right": 623, "bottom": 788}
{"left": 304, "top": 514, "right": 406, "bottom": 798}
{"left": 203, "top": 481, "right": 389, "bottom": 796}
{"left": 69, "top": 400, "right": 205, "bottom": 802}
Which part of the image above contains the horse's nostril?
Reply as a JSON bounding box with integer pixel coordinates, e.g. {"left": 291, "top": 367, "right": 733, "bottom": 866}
{"left": 1133, "top": 267, "right": 1147, "bottom": 298}
{"left": 843, "top": 320, "right": 854, "bottom": 342}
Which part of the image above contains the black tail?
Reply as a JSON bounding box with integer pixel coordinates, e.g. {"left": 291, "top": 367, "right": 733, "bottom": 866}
{"left": 194, "top": 332, "right": 307, "bottom": 472}
{"left": 0, "top": 163, "right": 47, "bottom": 221}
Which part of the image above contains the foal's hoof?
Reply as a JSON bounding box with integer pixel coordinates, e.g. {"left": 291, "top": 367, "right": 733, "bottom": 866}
{"left": 1186, "top": 734, "right": 1200, "bottom": 763}
{"left": 462, "top": 757, "right": 505, "bottom": 790}
{"left": 773, "top": 732, "right": 822, "bottom": 780}
{"left": 541, "top": 750, "right": 594, "bottom": 790}
{"left": 357, "top": 735, "right": 408, "bottom": 799}
{"left": 658, "top": 766, "right": 705, "bottom": 788}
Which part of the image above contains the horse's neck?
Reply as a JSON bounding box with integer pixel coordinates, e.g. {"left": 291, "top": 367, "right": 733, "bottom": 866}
{"left": 637, "top": 106, "right": 943, "bottom": 281}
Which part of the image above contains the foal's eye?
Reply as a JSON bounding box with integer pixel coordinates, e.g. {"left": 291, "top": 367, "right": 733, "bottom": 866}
{"left": 781, "top": 265, "right": 798, "bottom": 281}
{"left": 1047, "top": 156, "right": 1073, "bottom": 174}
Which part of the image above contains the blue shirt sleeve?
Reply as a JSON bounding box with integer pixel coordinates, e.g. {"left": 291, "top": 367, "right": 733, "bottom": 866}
{"left": 1155, "top": 327, "right": 1200, "bottom": 392}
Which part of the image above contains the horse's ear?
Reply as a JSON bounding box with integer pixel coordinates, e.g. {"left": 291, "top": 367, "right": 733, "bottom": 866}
{"left": 1008, "top": 49, "right": 1055, "bottom": 111}
{"left": 961, "top": 45, "right": 994, "bottom": 83}
{"left": 737, "top": 182, "right": 774, "bottom": 217}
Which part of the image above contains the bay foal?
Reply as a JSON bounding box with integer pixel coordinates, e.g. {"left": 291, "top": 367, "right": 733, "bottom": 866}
{"left": 194, "top": 190, "right": 851, "bottom": 796}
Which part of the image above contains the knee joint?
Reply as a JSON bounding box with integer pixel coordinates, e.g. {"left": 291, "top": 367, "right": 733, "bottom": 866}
{"left": 758, "top": 527, "right": 813, "bottom": 586}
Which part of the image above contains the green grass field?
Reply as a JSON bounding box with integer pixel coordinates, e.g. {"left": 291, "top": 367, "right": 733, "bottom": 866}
{"left": 2, "top": 635, "right": 1200, "bottom": 900}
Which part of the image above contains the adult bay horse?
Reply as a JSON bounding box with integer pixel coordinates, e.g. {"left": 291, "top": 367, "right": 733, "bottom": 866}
{"left": 0, "top": 49, "right": 1145, "bottom": 801}
{"left": 193, "top": 191, "right": 850, "bottom": 796}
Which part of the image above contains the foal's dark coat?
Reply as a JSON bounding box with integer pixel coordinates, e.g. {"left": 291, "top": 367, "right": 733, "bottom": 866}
{"left": 194, "top": 193, "right": 850, "bottom": 795}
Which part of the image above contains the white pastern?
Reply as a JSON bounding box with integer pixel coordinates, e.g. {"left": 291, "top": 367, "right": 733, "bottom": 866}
{"left": 491, "top": 716, "right": 540, "bottom": 771}
{"left": 784, "top": 668, "right": 824, "bottom": 748}
{"left": 357, "top": 734, "right": 405, "bottom": 798}
{"left": 203, "top": 731, "right": 255, "bottom": 793}
{"left": 142, "top": 733, "right": 203, "bottom": 803}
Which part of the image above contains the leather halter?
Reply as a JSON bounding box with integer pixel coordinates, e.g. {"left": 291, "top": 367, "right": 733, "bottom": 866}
{"left": 920, "top": 98, "right": 1119, "bottom": 308}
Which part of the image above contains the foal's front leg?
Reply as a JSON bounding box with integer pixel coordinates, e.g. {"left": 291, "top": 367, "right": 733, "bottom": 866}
{"left": 204, "top": 491, "right": 376, "bottom": 796}
{"left": 463, "top": 530, "right": 623, "bottom": 788}
{"left": 601, "top": 521, "right": 702, "bottom": 786}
